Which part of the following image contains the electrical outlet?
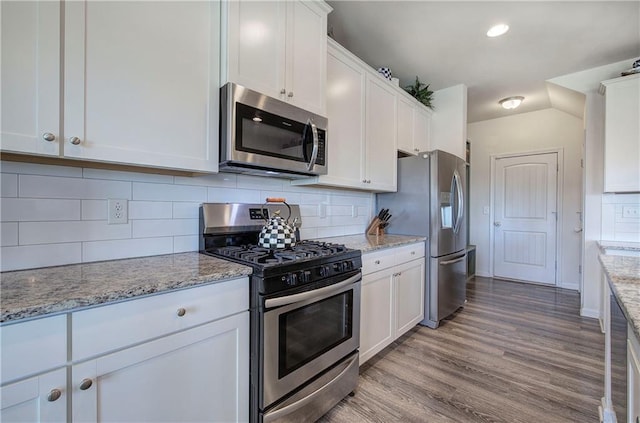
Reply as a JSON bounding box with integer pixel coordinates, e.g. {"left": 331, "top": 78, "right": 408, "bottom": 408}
{"left": 622, "top": 206, "right": 640, "bottom": 219}
{"left": 483, "top": 206, "right": 490, "bottom": 215}
{"left": 108, "top": 199, "right": 128, "bottom": 224}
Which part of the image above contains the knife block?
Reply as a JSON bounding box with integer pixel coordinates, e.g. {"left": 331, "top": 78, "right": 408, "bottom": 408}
{"left": 365, "top": 217, "right": 385, "bottom": 236}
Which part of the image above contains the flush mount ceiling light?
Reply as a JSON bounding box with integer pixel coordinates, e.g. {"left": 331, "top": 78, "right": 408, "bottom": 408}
{"left": 487, "top": 24, "right": 509, "bottom": 37}
{"left": 499, "top": 96, "right": 524, "bottom": 110}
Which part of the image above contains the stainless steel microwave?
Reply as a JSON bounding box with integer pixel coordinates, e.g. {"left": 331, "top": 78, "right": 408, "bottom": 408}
{"left": 219, "top": 82, "right": 328, "bottom": 179}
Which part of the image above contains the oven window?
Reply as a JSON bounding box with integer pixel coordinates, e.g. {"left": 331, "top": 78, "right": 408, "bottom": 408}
{"left": 279, "top": 291, "right": 353, "bottom": 378}
{"left": 236, "top": 103, "right": 308, "bottom": 162}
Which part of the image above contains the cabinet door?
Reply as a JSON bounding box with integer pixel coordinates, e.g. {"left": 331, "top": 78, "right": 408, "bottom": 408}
{"left": 396, "top": 96, "right": 415, "bottom": 155}
{"left": 73, "top": 312, "right": 249, "bottom": 423}
{"left": 413, "top": 106, "right": 432, "bottom": 153}
{"left": 604, "top": 75, "right": 640, "bottom": 192}
{"left": 286, "top": 1, "right": 328, "bottom": 115}
{"left": 1, "top": 368, "right": 67, "bottom": 423}
{"left": 394, "top": 258, "right": 425, "bottom": 337}
{"left": 64, "top": 1, "right": 220, "bottom": 172}
{"left": 365, "top": 74, "right": 397, "bottom": 192}
{"left": 360, "top": 268, "right": 394, "bottom": 365}
{"left": 224, "top": 0, "right": 286, "bottom": 100}
{"left": 1, "top": 1, "right": 60, "bottom": 156}
{"left": 629, "top": 332, "right": 640, "bottom": 423}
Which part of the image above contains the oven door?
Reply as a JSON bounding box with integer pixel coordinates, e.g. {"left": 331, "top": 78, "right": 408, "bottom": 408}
{"left": 262, "top": 272, "right": 361, "bottom": 409}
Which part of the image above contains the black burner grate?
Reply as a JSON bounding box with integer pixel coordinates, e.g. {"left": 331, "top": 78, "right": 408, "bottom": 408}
{"left": 213, "top": 241, "right": 348, "bottom": 266}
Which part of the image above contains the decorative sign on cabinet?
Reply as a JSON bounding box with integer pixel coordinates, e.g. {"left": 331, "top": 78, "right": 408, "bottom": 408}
{"left": 601, "top": 74, "right": 640, "bottom": 193}
{"left": 221, "top": 0, "right": 332, "bottom": 116}
{"left": 1, "top": 0, "right": 221, "bottom": 173}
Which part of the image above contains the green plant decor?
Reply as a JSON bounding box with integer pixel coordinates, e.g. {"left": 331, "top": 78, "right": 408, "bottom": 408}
{"left": 405, "top": 76, "right": 434, "bottom": 109}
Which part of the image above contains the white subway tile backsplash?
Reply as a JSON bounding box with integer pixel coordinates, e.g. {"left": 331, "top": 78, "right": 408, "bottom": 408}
{"left": 601, "top": 193, "right": 640, "bottom": 242}
{"left": 1, "top": 223, "right": 18, "bottom": 246}
{"left": 133, "top": 182, "right": 206, "bottom": 202}
{"left": 299, "top": 205, "right": 318, "bottom": 217}
{"left": 1, "top": 198, "right": 81, "bottom": 222}
{"left": 1, "top": 161, "right": 82, "bottom": 177}
{"left": 1, "top": 173, "right": 18, "bottom": 197}
{"left": 20, "top": 221, "right": 132, "bottom": 245}
{"left": 326, "top": 205, "right": 352, "bottom": 216}
{"left": 317, "top": 226, "right": 346, "bottom": 238}
{"left": 1, "top": 243, "right": 82, "bottom": 271}
{"left": 132, "top": 219, "right": 198, "bottom": 238}
{"left": 207, "top": 187, "right": 261, "bottom": 203}
{"left": 299, "top": 227, "right": 318, "bottom": 240}
{"left": 173, "top": 235, "right": 199, "bottom": 253}
{"left": 19, "top": 175, "right": 132, "bottom": 200}
{"left": 300, "top": 192, "right": 329, "bottom": 204}
{"left": 172, "top": 203, "right": 200, "bottom": 219}
{"left": 175, "top": 173, "right": 236, "bottom": 188}
{"left": 261, "top": 191, "right": 302, "bottom": 205}
{"left": 83, "top": 237, "right": 173, "bottom": 262}
{"left": 83, "top": 168, "right": 174, "bottom": 184}
{"left": 129, "top": 201, "right": 173, "bottom": 220}
{"left": 237, "top": 174, "right": 283, "bottom": 190}
{"left": 81, "top": 200, "right": 108, "bottom": 220}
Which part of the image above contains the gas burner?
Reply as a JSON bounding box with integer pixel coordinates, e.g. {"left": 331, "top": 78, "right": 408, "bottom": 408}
{"left": 213, "top": 241, "right": 349, "bottom": 266}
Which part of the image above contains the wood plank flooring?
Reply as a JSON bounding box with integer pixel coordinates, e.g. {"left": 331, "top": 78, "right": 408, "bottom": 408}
{"left": 320, "top": 277, "right": 604, "bottom": 423}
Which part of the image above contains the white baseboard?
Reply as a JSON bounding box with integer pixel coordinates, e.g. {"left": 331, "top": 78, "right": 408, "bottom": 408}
{"left": 581, "top": 307, "right": 600, "bottom": 319}
{"left": 475, "top": 270, "right": 491, "bottom": 278}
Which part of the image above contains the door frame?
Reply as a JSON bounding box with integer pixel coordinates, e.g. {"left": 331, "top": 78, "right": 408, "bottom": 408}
{"left": 489, "top": 148, "right": 564, "bottom": 286}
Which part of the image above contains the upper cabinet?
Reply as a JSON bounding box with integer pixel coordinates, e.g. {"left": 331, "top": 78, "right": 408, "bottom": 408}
{"left": 1, "top": 1, "right": 61, "bottom": 156}
{"left": 2, "top": 1, "right": 220, "bottom": 173}
{"left": 601, "top": 74, "right": 640, "bottom": 193}
{"left": 397, "top": 92, "right": 432, "bottom": 156}
{"left": 221, "top": 0, "right": 332, "bottom": 116}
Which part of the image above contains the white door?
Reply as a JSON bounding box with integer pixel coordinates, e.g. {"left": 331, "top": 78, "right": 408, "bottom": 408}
{"left": 0, "top": 368, "right": 67, "bottom": 423}
{"left": 493, "top": 152, "right": 558, "bottom": 284}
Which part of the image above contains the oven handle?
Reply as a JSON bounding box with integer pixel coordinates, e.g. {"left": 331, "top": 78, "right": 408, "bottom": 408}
{"left": 263, "top": 352, "right": 359, "bottom": 423}
{"left": 264, "top": 273, "right": 361, "bottom": 309}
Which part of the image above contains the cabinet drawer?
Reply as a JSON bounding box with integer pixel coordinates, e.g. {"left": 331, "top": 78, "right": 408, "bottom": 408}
{"left": 0, "top": 315, "right": 67, "bottom": 384}
{"left": 72, "top": 277, "right": 248, "bottom": 361}
{"left": 394, "top": 242, "right": 425, "bottom": 265}
{"left": 362, "top": 249, "right": 395, "bottom": 275}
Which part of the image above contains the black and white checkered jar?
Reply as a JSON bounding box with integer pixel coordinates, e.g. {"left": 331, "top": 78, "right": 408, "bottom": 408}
{"left": 377, "top": 67, "right": 392, "bottom": 80}
{"left": 258, "top": 215, "right": 296, "bottom": 249}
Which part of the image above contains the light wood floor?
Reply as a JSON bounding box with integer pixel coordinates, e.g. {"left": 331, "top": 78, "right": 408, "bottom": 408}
{"left": 320, "top": 277, "right": 604, "bottom": 423}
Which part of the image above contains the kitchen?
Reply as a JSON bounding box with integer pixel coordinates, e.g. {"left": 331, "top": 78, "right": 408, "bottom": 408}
{"left": 1, "top": 1, "right": 639, "bottom": 422}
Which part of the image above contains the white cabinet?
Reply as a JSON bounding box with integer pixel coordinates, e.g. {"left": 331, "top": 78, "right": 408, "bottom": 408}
{"left": 0, "top": 1, "right": 61, "bottom": 156}
{"left": 222, "top": 0, "right": 331, "bottom": 116}
{"left": 63, "top": 1, "right": 220, "bottom": 172}
{"left": 292, "top": 39, "right": 397, "bottom": 192}
{"left": 629, "top": 328, "right": 640, "bottom": 423}
{"left": 360, "top": 242, "right": 425, "bottom": 364}
{"left": 602, "top": 74, "right": 640, "bottom": 193}
{"left": 397, "top": 94, "right": 432, "bottom": 156}
{"left": 2, "top": 1, "right": 220, "bottom": 172}
{"left": 1, "top": 368, "right": 67, "bottom": 423}
{"left": 72, "top": 312, "right": 249, "bottom": 423}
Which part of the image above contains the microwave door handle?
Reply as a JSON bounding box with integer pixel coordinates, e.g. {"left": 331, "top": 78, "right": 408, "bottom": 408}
{"left": 306, "top": 118, "right": 319, "bottom": 171}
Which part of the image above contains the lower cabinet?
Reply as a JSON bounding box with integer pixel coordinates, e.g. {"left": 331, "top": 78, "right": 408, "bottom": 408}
{"left": 1, "top": 368, "right": 67, "bottom": 422}
{"left": 360, "top": 242, "right": 425, "bottom": 364}
{"left": 629, "top": 328, "right": 640, "bottom": 423}
{"left": 72, "top": 312, "right": 249, "bottom": 423}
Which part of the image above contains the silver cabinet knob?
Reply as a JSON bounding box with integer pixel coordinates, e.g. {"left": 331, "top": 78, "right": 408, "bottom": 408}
{"left": 367, "top": 180, "right": 372, "bottom": 184}
{"left": 42, "top": 132, "right": 56, "bottom": 142}
{"left": 79, "top": 378, "right": 93, "bottom": 391}
{"left": 411, "top": 251, "right": 416, "bottom": 255}
{"left": 494, "top": 221, "right": 501, "bottom": 227}
{"left": 47, "top": 388, "right": 62, "bottom": 402}
{"left": 177, "top": 308, "right": 186, "bottom": 317}
{"left": 69, "top": 136, "right": 82, "bottom": 145}
{"left": 374, "top": 260, "right": 380, "bottom": 264}
{"left": 287, "top": 91, "right": 293, "bottom": 98}
{"left": 414, "top": 148, "right": 419, "bottom": 152}
{"left": 280, "top": 89, "right": 286, "bottom": 95}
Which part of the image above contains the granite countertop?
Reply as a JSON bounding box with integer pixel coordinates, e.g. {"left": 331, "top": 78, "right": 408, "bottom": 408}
{"left": 598, "top": 241, "right": 640, "bottom": 341}
{"left": 317, "top": 234, "right": 426, "bottom": 253}
{"left": 0, "top": 252, "right": 252, "bottom": 324}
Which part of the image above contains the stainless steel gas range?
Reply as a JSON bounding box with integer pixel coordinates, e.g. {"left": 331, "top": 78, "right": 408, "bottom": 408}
{"left": 200, "top": 203, "right": 361, "bottom": 423}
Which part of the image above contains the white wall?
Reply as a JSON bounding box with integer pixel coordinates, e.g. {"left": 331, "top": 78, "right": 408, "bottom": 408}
{"left": 431, "top": 84, "right": 467, "bottom": 159}
{"left": 0, "top": 161, "right": 374, "bottom": 271}
{"left": 467, "top": 108, "right": 584, "bottom": 290}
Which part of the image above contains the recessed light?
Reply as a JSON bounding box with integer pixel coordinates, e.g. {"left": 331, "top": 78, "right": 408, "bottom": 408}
{"left": 487, "top": 24, "right": 509, "bottom": 37}
{"left": 499, "top": 96, "right": 524, "bottom": 110}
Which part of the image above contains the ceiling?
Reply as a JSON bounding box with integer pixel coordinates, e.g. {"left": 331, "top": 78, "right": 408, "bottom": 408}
{"left": 326, "top": 1, "right": 640, "bottom": 123}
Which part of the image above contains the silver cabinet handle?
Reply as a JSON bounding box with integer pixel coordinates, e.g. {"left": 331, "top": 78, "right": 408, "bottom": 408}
{"left": 79, "top": 378, "right": 93, "bottom": 390}
{"left": 177, "top": 308, "right": 186, "bottom": 317}
{"left": 287, "top": 91, "right": 293, "bottom": 98}
{"left": 374, "top": 260, "right": 380, "bottom": 264}
{"left": 280, "top": 88, "right": 286, "bottom": 94}
{"left": 69, "top": 136, "right": 82, "bottom": 145}
{"left": 47, "top": 388, "right": 62, "bottom": 402}
{"left": 362, "top": 179, "right": 367, "bottom": 183}
{"left": 494, "top": 221, "right": 501, "bottom": 227}
{"left": 42, "top": 132, "right": 56, "bottom": 142}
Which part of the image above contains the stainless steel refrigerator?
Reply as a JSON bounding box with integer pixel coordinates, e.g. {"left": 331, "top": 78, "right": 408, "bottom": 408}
{"left": 377, "top": 150, "right": 467, "bottom": 328}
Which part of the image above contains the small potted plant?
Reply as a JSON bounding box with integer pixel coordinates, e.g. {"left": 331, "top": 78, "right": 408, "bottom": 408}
{"left": 405, "top": 76, "right": 434, "bottom": 109}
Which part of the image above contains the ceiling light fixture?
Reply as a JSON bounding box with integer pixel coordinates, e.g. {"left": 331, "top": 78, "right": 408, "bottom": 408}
{"left": 499, "top": 96, "right": 524, "bottom": 110}
{"left": 487, "top": 24, "right": 509, "bottom": 37}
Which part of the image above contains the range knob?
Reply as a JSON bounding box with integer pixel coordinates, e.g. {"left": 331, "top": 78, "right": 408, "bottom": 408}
{"left": 287, "top": 273, "right": 298, "bottom": 286}
{"left": 301, "top": 270, "right": 311, "bottom": 283}
{"left": 319, "top": 265, "right": 329, "bottom": 277}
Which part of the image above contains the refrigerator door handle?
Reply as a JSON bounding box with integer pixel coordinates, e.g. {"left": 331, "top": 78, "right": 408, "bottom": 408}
{"left": 439, "top": 256, "right": 466, "bottom": 266}
{"left": 453, "top": 169, "right": 464, "bottom": 234}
